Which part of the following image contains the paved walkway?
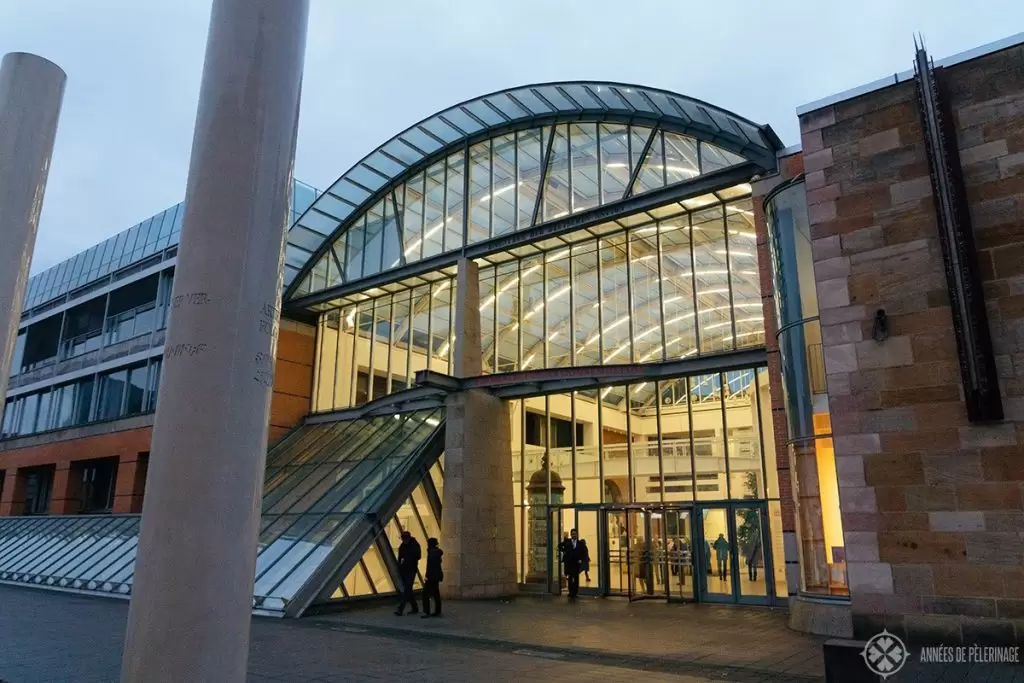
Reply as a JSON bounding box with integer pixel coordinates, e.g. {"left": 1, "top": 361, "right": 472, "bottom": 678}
{"left": 312, "top": 596, "right": 825, "bottom": 681}
{"left": 2, "top": 586, "right": 1023, "bottom": 682}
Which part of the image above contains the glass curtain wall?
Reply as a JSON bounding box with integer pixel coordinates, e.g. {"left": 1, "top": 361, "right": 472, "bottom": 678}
{"left": 294, "top": 124, "right": 748, "bottom": 298}
{"left": 312, "top": 196, "right": 761, "bottom": 413}
{"left": 2, "top": 359, "right": 162, "bottom": 439}
{"left": 312, "top": 278, "right": 457, "bottom": 412}
{"left": 509, "top": 372, "right": 785, "bottom": 596}
{"left": 765, "top": 178, "right": 845, "bottom": 596}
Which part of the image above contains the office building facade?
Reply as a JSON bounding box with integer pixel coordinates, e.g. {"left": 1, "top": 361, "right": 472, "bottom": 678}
{"left": 1, "top": 35, "right": 1023, "bottom": 644}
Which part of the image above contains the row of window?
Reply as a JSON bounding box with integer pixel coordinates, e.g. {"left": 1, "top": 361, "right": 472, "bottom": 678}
{"left": 13, "top": 272, "right": 172, "bottom": 379}
{"left": 1, "top": 360, "right": 162, "bottom": 439}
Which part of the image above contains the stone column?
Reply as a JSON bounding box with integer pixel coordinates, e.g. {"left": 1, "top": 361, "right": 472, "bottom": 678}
{"left": 441, "top": 259, "right": 517, "bottom": 598}
{"left": 0, "top": 53, "right": 65, "bottom": 410}
{"left": 452, "top": 258, "right": 482, "bottom": 378}
{"left": 120, "top": 2, "right": 308, "bottom": 682}
{"left": 442, "top": 389, "right": 518, "bottom": 598}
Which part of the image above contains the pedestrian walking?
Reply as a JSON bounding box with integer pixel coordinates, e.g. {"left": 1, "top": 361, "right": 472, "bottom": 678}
{"left": 560, "top": 528, "right": 589, "bottom": 600}
{"left": 422, "top": 537, "right": 443, "bottom": 618}
{"left": 394, "top": 531, "right": 421, "bottom": 616}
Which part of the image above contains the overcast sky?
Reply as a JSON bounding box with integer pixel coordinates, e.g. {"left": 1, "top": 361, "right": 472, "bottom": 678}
{"left": 3, "top": 0, "right": 1022, "bottom": 274}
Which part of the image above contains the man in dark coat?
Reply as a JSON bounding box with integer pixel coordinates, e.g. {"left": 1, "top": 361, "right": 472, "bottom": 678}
{"left": 560, "top": 528, "right": 589, "bottom": 600}
{"left": 422, "top": 537, "right": 443, "bottom": 618}
{"left": 395, "top": 531, "right": 421, "bottom": 616}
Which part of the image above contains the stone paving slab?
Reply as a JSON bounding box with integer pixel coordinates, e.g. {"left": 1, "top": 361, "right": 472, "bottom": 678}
{"left": 3, "top": 586, "right": 1023, "bottom": 682}
{"left": 312, "top": 596, "right": 826, "bottom": 680}
{"left": 0, "top": 587, "right": 795, "bottom": 682}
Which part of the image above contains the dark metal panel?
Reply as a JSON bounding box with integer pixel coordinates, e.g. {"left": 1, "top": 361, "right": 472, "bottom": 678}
{"left": 915, "top": 47, "right": 1003, "bottom": 422}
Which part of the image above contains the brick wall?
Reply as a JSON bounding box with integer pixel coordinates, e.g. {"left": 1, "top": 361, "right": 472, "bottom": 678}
{"left": 799, "top": 44, "right": 1024, "bottom": 645}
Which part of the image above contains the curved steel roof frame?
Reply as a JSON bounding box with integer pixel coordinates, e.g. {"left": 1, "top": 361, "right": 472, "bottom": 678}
{"left": 285, "top": 81, "right": 783, "bottom": 300}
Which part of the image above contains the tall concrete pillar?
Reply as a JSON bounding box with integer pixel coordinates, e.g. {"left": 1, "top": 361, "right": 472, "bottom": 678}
{"left": 441, "top": 259, "right": 517, "bottom": 598}
{"left": 120, "top": 2, "right": 308, "bottom": 682}
{"left": 0, "top": 53, "right": 65, "bottom": 410}
{"left": 452, "top": 258, "right": 482, "bottom": 378}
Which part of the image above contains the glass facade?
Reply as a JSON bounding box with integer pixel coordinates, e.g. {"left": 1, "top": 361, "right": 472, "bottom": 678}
{"left": 293, "top": 123, "right": 748, "bottom": 299}
{"left": 312, "top": 193, "right": 761, "bottom": 412}
{"left": 22, "top": 180, "right": 318, "bottom": 313}
{"left": 1, "top": 360, "right": 161, "bottom": 439}
{"left": 507, "top": 371, "right": 786, "bottom": 601}
{"left": 765, "top": 178, "right": 845, "bottom": 596}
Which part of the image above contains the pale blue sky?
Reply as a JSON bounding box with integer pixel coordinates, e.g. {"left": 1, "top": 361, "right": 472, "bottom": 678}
{"left": 2, "top": 0, "right": 1021, "bottom": 272}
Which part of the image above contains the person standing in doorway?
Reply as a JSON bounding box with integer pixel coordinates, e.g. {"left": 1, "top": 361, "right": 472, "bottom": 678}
{"left": 422, "top": 537, "right": 443, "bottom": 618}
{"left": 746, "top": 532, "right": 763, "bottom": 582}
{"left": 394, "top": 531, "right": 421, "bottom": 616}
{"left": 713, "top": 533, "right": 730, "bottom": 581}
{"left": 560, "top": 528, "right": 589, "bottom": 600}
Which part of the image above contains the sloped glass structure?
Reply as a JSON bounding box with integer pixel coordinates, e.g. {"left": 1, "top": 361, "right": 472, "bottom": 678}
{"left": 285, "top": 81, "right": 781, "bottom": 304}
{"left": 22, "top": 180, "right": 320, "bottom": 312}
{"left": 0, "top": 408, "right": 445, "bottom": 617}
{"left": 0, "top": 514, "right": 140, "bottom": 595}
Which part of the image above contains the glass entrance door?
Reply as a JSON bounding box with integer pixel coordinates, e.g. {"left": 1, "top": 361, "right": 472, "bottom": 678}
{"left": 625, "top": 509, "right": 668, "bottom": 601}
{"left": 663, "top": 508, "right": 694, "bottom": 601}
{"left": 575, "top": 509, "right": 600, "bottom": 595}
{"left": 606, "top": 509, "right": 628, "bottom": 595}
{"left": 697, "top": 503, "right": 772, "bottom": 605}
{"left": 734, "top": 505, "right": 770, "bottom": 603}
{"left": 626, "top": 510, "right": 651, "bottom": 600}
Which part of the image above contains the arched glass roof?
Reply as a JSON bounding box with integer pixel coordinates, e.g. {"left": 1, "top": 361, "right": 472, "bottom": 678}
{"left": 285, "top": 81, "right": 782, "bottom": 301}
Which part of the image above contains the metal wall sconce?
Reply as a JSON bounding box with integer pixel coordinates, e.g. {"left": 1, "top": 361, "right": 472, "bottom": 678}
{"left": 872, "top": 309, "right": 889, "bottom": 342}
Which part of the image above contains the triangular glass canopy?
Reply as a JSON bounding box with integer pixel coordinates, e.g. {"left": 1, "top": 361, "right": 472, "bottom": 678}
{"left": 0, "top": 409, "right": 446, "bottom": 618}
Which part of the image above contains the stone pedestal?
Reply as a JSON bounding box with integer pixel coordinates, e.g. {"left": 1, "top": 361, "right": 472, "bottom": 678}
{"left": 0, "top": 53, "right": 65, "bottom": 409}
{"left": 441, "top": 389, "right": 518, "bottom": 598}
{"left": 789, "top": 593, "right": 854, "bottom": 637}
{"left": 120, "top": 2, "right": 308, "bottom": 681}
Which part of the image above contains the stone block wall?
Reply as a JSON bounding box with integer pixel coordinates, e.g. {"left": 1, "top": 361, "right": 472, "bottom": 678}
{"left": 799, "top": 44, "right": 1024, "bottom": 645}
{"left": 440, "top": 389, "right": 518, "bottom": 599}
